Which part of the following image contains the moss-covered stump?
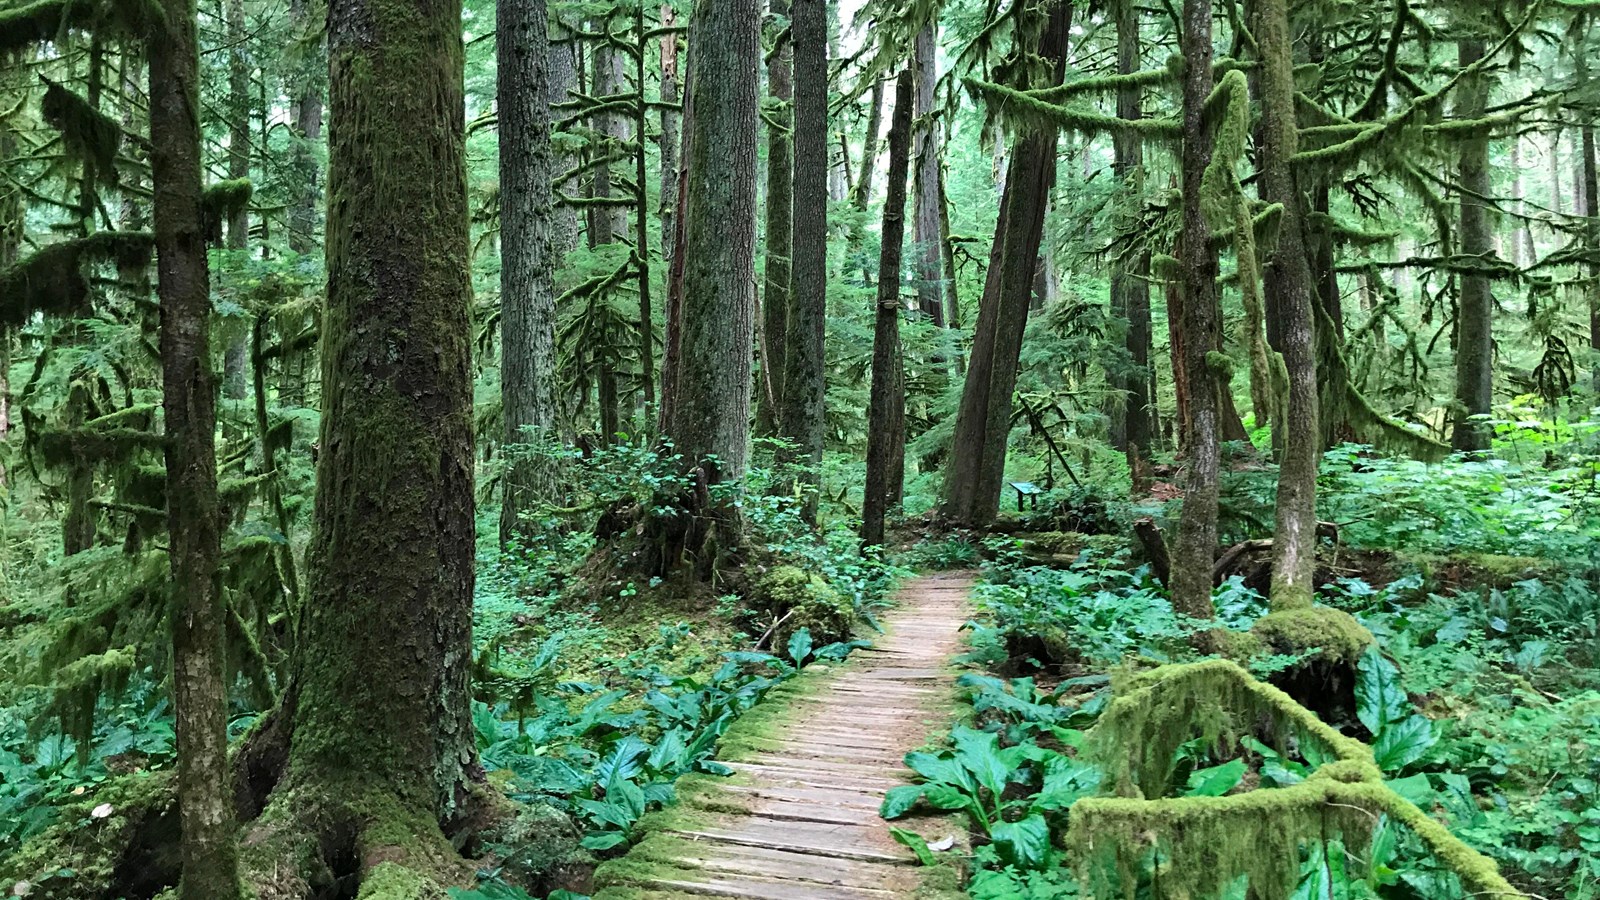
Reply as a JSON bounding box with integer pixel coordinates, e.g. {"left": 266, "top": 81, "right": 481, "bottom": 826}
{"left": 1, "top": 773, "right": 179, "bottom": 900}
{"left": 751, "top": 564, "right": 854, "bottom": 645}
{"left": 1249, "top": 605, "right": 1374, "bottom": 724}
{"left": 1070, "top": 660, "right": 1523, "bottom": 900}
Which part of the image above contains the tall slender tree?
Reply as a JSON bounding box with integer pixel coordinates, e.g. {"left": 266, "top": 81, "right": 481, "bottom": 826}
{"left": 758, "top": 0, "right": 793, "bottom": 438}
{"left": 1257, "top": 0, "right": 1320, "bottom": 608}
{"left": 781, "top": 0, "right": 828, "bottom": 524}
{"left": 941, "top": 0, "right": 1069, "bottom": 527}
{"left": 498, "top": 0, "right": 560, "bottom": 545}
{"left": 1110, "top": 0, "right": 1153, "bottom": 467}
{"left": 862, "top": 71, "right": 912, "bottom": 548}
{"left": 1168, "top": 0, "right": 1223, "bottom": 618}
{"left": 911, "top": 22, "right": 945, "bottom": 325}
{"left": 1451, "top": 37, "right": 1493, "bottom": 452}
{"left": 149, "top": 0, "right": 241, "bottom": 889}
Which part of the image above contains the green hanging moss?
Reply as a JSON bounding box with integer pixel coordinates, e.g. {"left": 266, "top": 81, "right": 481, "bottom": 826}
{"left": 0, "top": 231, "right": 154, "bottom": 327}
{"left": 0, "top": 0, "right": 163, "bottom": 51}
{"left": 201, "top": 177, "right": 253, "bottom": 244}
{"left": 961, "top": 77, "right": 1182, "bottom": 140}
{"left": 41, "top": 78, "right": 122, "bottom": 179}
{"left": 36, "top": 425, "right": 163, "bottom": 466}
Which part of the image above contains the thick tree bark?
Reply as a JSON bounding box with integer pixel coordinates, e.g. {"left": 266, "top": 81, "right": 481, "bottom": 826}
{"left": 780, "top": 0, "right": 828, "bottom": 524}
{"left": 911, "top": 23, "right": 944, "bottom": 326}
{"left": 1169, "top": 0, "right": 1221, "bottom": 619}
{"left": 940, "top": 0, "right": 1068, "bottom": 527}
{"left": 1110, "top": 0, "right": 1152, "bottom": 463}
{"left": 1451, "top": 38, "right": 1493, "bottom": 453}
{"left": 862, "top": 72, "right": 913, "bottom": 549}
{"left": 149, "top": 0, "right": 242, "bottom": 890}
{"left": 632, "top": 2, "right": 655, "bottom": 410}
{"left": 757, "top": 0, "right": 793, "bottom": 438}
{"left": 852, "top": 76, "right": 884, "bottom": 209}
{"left": 592, "top": 32, "right": 628, "bottom": 439}
{"left": 288, "top": 0, "right": 478, "bottom": 850}
{"left": 668, "top": 0, "right": 759, "bottom": 483}
{"left": 497, "top": 0, "right": 561, "bottom": 546}
{"left": 1257, "top": 0, "right": 1320, "bottom": 610}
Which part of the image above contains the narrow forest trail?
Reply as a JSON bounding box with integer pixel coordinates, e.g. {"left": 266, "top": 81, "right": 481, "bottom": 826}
{"left": 594, "top": 572, "right": 974, "bottom": 899}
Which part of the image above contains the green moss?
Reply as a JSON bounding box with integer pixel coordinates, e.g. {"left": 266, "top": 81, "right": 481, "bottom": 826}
{"left": 753, "top": 564, "right": 853, "bottom": 644}
{"left": 1250, "top": 606, "right": 1373, "bottom": 663}
{"left": 0, "top": 771, "right": 178, "bottom": 900}
{"left": 913, "top": 859, "right": 967, "bottom": 900}
{"left": 354, "top": 862, "right": 449, "bottom": 900}
{"left": 202, "top": 178, "right": 254, "bottom": 244}
{"left": 592, "top": 833, "right": 708, "bottom": 889}
{"left": 1068, "top": 660, "right": 1523, "bottom": 899}
{"left": 41, "top": 78, "right": 122, "bottom": 177}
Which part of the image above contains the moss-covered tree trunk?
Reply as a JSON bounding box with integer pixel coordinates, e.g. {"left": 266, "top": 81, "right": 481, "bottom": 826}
{"left": 780, "top": 0, "right": 827, "bottom": 525}
{"left": 1578, "top": 24, "right": 1600, "bottom": 391}
{"left": 756, "top": 0, "right": 792, "bottom": 439}
{"left": 1168, "top": 0, "right": 1222, "bottom": 618}
{"left": 287, "top": 0, "right": 323, "bottom": 258}
{"left": 1451, "top": 38, "right": 1493, "bottom": 453}
{"left": 244, "top": 0, "right": 480, "bottom": 888}
{"left": 662, "top": 0, "right": 758, "bottom": 552}
{"left": 1257, "top": 0, "right": 1320, "bottom": 610}
{"left": 221, "top": 0, "right": 251, "bottom": 401}
{"left": 1110, "top": 0, "right": 1152, "bottom": 465}
{"left": 862, "top": 71, "right": 912, "bottom": 549}
{"left": 940, "top": 0, "right": 1068, "bottom": 528}
{"left": 497, "top": 0, "right": 560, "bottom": 546}
{"left": 149, "top": 0, "right": 242, "bottom": 890}
{"left": 911, "top": 23, "right": 944, "bottom": 326}
{"left": 549, "top": 11, "right": 581, "bottom": 261}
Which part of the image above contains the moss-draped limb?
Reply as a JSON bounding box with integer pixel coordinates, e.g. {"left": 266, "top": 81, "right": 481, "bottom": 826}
{"left": 961, "top": 77, "right": 1181, "bottom": 139}
{"left": 1069, "top": 660, "right": 1524, "bottom": 900}
{"left": 0, "top": 231, "right": 154, "bottom": 327}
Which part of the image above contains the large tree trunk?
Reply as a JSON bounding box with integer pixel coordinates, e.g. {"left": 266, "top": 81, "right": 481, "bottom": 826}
{"left": 668, "top": 0, "right": 759, "bottom": 482}
{"left": 1451, "top": 38, "right": 1493, "bottom": 453}
{"left": 911, "top": 23, "right": 945, "bottom": 326}
{"left": 757, "top": 0, "right": 793, "bottom": 438}
{"left": 592, "top": 33, "right": 629, "bottom": 439}
{"left": 149, "top": 0, "right": 241, "bottom": 891}
{"left": 1110, "top": 0, "right": 1152, "bottom": 465}
{"left": 1168, "top": 0, "right": 1221, "bottom": 619}
{"left": 1584, "top": 123, "right": 1599, "bottom": 390}
{"left": 498, "top": 0, "right": 561, "bottom": 545}
{"left": 632, "top": 2, "right": 655, "bottom": 411}
{"left": 780, "top": 0, "right": 828, "bottom": 525}
{"left": 940, "top": 0, "right": 1068, "bottom": 527}
{"left": 862, "top": 72, "right": 913, "bottom": 549}
{"left": 248, "top": 0, "right": 480, "bottom": 890}
{"left": 1257, "top": 0, "right": 1320, "bottom": 610}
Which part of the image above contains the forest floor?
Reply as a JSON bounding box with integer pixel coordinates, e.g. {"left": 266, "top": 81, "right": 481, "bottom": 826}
{"left": 592, "top": 571, "right": 974, "bottom": 899}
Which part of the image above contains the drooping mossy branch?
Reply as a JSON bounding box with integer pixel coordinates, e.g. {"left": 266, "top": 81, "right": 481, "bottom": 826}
{"left": 0, "top": 230, "right": 154, "bottom": 327}
{"left": 40, "top": 77, "right": 123, "bottom": 181}
{"left": 1070, "top": 660, "right": 1524, "bottom": 900}
{"left": 201, "top": 177, "right": 252, "bottom": 245}
{"left": 961, "top": 77, "right": 1181, "bottom": 140}
{"left": 0, "top": 0, "right": 163, "bottom": 52}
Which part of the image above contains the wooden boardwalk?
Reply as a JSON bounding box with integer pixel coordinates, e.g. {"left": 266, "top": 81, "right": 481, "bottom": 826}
{"left": 594, "top": 572, "right": 973, "bottom": 899}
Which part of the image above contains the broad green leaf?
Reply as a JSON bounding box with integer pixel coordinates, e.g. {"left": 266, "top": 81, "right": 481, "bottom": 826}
{"left": 580, "top": 831, "right": 629, "bottom": 850}
{"left": 1356, "top": 646, "right": 1409, "bottom": 735}
{"left": 951, "top": 726, "right": 1010, "bottom": 799}
{"left": 1371, "top": 714, "right": 1436, "bottom": 772}
{"left": 1183, "top": 758, "right": 1246, "bottom": 797}
{"left": 922, "top": 783, "right": 973, "bottom": 811}
{"left": 880, "top": 784, "right": 925, "bottom": 819}
{"left": 904, "top": 750, "right": 976, "bottom": 793}
{"left": 787, "top": 628, "right": 814, "bottom": 666}
{"left": 990, "top": 813, "right": 1052, "bottom": 870}
{"left": 890, "top": 827, "right": 938, "bottom": 866}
